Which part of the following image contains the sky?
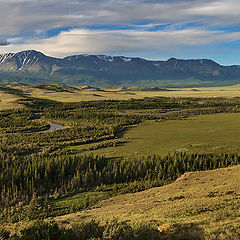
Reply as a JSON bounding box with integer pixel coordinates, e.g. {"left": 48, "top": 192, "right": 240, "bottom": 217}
{"left": 0, "top": 0, "right": 240, "bottom": 65}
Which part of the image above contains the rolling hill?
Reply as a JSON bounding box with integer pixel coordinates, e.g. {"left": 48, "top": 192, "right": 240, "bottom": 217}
{"left": 55, "top": 164, "right": 240, "bottom": 238}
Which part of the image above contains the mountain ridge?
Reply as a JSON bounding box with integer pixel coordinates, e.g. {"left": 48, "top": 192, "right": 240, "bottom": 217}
{"left": 0, "top": 50, "right": 240, "bottom": 87}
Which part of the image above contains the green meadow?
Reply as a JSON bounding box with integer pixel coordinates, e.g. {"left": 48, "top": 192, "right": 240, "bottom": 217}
{"left": 82, "top": 113, "right": 240, "bottom": 156}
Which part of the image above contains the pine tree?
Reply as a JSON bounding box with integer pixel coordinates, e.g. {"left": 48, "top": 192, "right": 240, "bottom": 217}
{"left": 26, "top": 193, "right": 41, "bottom": 220}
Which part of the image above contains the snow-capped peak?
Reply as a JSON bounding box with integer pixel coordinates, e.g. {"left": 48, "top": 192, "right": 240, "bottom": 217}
{"left": 97, "top": 55, "right": 114, "bottom": 62}
{"left": 120, "top": 57, "right": 132, "bottom": 63}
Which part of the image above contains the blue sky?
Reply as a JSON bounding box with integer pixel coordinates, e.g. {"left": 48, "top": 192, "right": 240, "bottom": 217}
{"left": 1, "top": 0, "right": 240, "bottom": 65}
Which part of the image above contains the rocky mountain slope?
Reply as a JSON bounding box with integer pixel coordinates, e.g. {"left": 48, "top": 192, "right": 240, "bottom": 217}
{"left": 1, "top": 50, "right": 240, "bottom": 87}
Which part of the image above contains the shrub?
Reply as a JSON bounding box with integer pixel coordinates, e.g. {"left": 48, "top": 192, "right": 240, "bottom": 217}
{"left": 15, "top": 221, "right": 73, "bottom": 240}
{"left": 103, "top": 219, "right": 134, "bottom": 240}
{"left": 206, "top": 226, "right": 240, "bottom": 240}
{"left": 71, "top": 219, "right": 104, "bottom": 240}
{"left": 132, "top": 223, "right": 159, "bottom": 240}
{"left": 157, "top": 223, "right": 204, "bottom": 240}
{"left": 0, "top": 227, "right": 10, "bottom": 239}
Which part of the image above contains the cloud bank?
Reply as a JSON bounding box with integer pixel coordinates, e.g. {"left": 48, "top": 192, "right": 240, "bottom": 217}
{"left": 0, "top": 0, "right": 240, "bottom": 36}
{"left": 1, "top": 0, "right": 240, "bottom": 63}
{"left": 3, "top": 28, "right": 240, "bottom": 58}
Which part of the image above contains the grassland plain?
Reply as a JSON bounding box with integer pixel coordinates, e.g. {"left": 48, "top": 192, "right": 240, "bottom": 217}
{"left": 4, "top": 83, "right": 240, "bottom": 105}
{"left": 78, "top": 113, "right": 240, "bottom": 157}
{"left": 55, "top": 164, "right": 240, "bottom": 236}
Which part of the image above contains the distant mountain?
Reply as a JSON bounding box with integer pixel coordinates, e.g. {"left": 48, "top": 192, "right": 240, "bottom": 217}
{"left": 1, "top": 50, "right": 240, "bottom": 87}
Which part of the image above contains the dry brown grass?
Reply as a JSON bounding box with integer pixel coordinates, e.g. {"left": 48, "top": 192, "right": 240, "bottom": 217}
{"left": 2, "top": 84, "right": 240, "bottom": 111}
{"left": 10, "top": 84, "right": 240, "bottom": 104}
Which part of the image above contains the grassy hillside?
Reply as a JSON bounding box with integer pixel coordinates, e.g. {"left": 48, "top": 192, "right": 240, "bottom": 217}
{"left": 55, "top": 164, "right": 240, "bottom": 237}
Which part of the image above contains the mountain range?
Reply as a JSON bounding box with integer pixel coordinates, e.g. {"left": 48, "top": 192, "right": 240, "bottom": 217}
{"left": 0, "top": 50, "right": 240, "bottom": 87}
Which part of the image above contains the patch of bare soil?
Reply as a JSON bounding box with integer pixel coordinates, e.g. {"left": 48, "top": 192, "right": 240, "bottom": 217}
{"left": 175, "top": 172, "right": 194, "bottom": 182}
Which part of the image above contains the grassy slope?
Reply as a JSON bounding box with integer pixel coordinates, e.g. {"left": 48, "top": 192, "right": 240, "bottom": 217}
{"left": 55, "top": 164, "right": 240, "bottom": 234}
{"left": 49, "top": 191, "right": 113, "bottom": 217}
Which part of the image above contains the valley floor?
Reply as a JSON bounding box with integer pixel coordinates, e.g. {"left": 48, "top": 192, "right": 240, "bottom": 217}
{"left": 83, "top": 113, "right": 240, "bottom": 156}
{"left": 1, "top": 84, "right": 240, "bottom": 239}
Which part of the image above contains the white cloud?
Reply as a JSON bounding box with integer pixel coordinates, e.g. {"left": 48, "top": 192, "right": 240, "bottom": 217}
{"left": 0, "top": 0, "right": 240, "bottom": 61}
{"left": 2, "top": 27, "right": 240, "bottom": 57}
{"left": 0, "top": 0, "right": 240, "bottom": 37}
